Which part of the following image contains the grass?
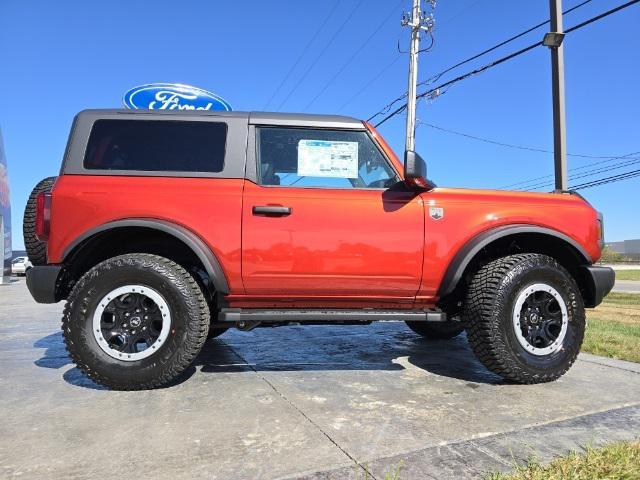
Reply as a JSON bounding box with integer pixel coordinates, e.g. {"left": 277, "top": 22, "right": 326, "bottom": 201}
{"left": 356, "top": 462, "right": 402, "bottom": 480}
{"left": 614, "top": 269, "right": 640, "bottom": 281}
{"left": 486, "top": 441, "right": 640, "bottom": 480}
{"left": 583, "top": 292, "right": 640, "bottom": 363}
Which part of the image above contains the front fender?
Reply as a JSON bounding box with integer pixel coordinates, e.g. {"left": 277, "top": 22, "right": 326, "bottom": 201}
{"left": 437, "top": 224, "right": 592, "bottom": 298}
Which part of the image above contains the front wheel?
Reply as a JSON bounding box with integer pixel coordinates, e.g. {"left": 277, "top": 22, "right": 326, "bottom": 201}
{"left": 463, "top": 253, "right": 585, "bottom": 384}
{"left": 63, "top": 254, "right": 210, "bottom": 390}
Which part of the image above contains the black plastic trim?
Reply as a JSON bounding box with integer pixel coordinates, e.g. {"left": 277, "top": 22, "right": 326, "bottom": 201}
{"left": 62, "top": 110, "right": 248, "bottom": 179}
{"left": 581, "top": 265, "right": 615, "bottom": 308}
{"left": 62, "top": 219, "right": 230, "bottom": 294}
{"left": 219, "top": 309, "right": 446, "bottom": 323}
{"left": 438, "top": 224, "right": 592, "bottom": 298}
{"left": 26, "top": 265, "right": 63, "bottom": 303}
{"left": 252, "top": 206, "right": 292, "bottom": 216}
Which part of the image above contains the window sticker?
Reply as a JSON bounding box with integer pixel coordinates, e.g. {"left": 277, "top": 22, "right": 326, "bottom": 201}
{"left": 297, "top": 140, "right": 359, "bottom": 178}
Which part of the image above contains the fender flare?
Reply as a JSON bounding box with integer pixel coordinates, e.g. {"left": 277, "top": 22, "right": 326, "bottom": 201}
{"left": 62, "top": 218, "right": 230, "bottom": 294}
{"left": 438, "top": 224, "right": 592, "bottom": 298}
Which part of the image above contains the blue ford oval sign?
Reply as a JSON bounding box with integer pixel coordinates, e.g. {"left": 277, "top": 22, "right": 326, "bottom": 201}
{"left": 123, "top": 83, "right": 232, "bottom": 111}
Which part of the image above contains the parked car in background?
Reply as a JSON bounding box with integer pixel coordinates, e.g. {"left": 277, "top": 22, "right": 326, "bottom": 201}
{"left": 11, "top": 256, "right": 32, "bottom": 276}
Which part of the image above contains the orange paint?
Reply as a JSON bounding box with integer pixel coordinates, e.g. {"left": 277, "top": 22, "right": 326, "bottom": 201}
{"left": 46, "top": 126, "right": 602, "bottom": 309}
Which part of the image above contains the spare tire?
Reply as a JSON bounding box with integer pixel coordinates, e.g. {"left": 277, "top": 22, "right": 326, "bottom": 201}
{"left": 23, "top": 176, "right": 57, "bottom": 265}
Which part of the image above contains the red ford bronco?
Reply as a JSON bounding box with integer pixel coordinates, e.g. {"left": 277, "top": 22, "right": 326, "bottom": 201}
{"left": 24, "top": 109, "right": 615, "bottom": 390}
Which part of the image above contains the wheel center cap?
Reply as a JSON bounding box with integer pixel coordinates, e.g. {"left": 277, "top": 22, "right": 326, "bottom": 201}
{"left": 130, "top": 317, "right": 142, "bottom": 328}
{"left": 529, "top": 313, "right": 539, "bottom": 324}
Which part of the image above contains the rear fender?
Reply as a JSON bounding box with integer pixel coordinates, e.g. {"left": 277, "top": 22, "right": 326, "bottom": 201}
{"left": 62, "top": 218, "right": 230, "bottom": 294}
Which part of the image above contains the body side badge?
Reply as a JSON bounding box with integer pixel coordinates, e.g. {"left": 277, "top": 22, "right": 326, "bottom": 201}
{"left": 429, "top": 207, "right": 444, "bottom": 220}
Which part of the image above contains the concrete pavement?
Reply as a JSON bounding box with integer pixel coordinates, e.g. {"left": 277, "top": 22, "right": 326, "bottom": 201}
{"left": 1, "top": 280, "right": 639, "bottom": 480}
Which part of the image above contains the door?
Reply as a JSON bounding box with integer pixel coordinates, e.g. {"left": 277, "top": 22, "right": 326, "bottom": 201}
{"left": 241, "top": 126, "right": 425, "bottom": 297}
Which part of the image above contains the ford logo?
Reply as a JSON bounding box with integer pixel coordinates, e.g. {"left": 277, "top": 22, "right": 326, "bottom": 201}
{"left": 123, "top": 83, "right": 232, "bottom": 111}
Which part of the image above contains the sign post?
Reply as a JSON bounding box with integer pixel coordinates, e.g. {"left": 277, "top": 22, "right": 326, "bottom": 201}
{"left": 0, "top": 127, "right": 11, "bottom": 284}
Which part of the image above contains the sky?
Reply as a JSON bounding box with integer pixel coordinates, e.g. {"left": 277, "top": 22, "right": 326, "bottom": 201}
{"left": 1, "top": 0, "right": 638, "bottom": 249}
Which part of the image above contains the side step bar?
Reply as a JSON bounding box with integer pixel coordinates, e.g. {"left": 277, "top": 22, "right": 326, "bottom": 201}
{"left": 218, "top": 309, "right": 447, "bottom": 323}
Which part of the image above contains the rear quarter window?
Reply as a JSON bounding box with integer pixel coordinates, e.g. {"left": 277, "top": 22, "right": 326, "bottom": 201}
{"left": 84, "top": 120, "right": 227, "bottom": 172}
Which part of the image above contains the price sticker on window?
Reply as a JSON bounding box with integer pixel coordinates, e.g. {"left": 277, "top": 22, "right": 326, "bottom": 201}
{"left": 297, "top": 140, "right": 359, "bottom": 178}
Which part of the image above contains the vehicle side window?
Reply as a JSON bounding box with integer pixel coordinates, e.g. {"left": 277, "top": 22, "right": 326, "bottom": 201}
{"left": 84, "top": 120, "right": 227, "bottom": 173}
{"left": 256, "top": 127, "right": 398, "bottom": 189}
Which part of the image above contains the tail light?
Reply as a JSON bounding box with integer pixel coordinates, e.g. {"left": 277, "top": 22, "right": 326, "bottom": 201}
{"left": 596, "top": 212, "right": 605, "bottom": 250}
{"left": 35, "top": 192, "right": 52, "bottom": 241}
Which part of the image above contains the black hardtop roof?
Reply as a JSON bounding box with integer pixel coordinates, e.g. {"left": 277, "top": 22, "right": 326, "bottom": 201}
{"left": 77, "top": 109, "right": 365, "bottom": 130}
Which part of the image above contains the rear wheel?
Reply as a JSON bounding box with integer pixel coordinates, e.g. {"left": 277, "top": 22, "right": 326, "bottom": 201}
{"left": 405, "top": 320, "right": 464, "bottom": 339}
{"left": 23, "top": 176, "right": 57, "bottom": 265}
{"left": 63, "top": 253, "right": 210, "bottom": 390}
{"left": 463, "top": 253, "right": 585, "bottom": 384}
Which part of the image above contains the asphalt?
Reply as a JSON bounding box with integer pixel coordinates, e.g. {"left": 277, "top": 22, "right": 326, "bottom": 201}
{"left": 613, "top": 280, "right": 640, "bottom": 293}
{"left": 1, "top": 280, "right": 639, "bottom": 480}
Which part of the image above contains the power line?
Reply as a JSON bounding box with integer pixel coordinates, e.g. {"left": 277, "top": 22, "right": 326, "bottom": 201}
{"left": 370, "top": 0, "right": 640, "bottom": 127}
{"left": 419, "top": 0, "right": 594, "bottom": 88}
{"left": 501, "top": 152, "right": 640, "bottom": 189}
{"left": 374, "top": 39, "right": 541, "bottom": 126}
{"left": 572, "top": 169, "right": 640, "bottom": 190}
{"left": 418, "top": 119, "right": 640, "bottom": 190}
{"left": 303, "top": 0, "right": 404, "bottom": 112}
{"left": 565, "top": 0, "right": 638, "bottom": 33}
{"left": 336, "top": 55, "right": 402, "bottom": 113}
{"left": 417, "top": 121, "right": 637, "bottom": 160}
{"left": 439, "top": 0, "right": 483, "bottom": 25}
{"left": 368, "top": 0, "right": 594, "bottom": 122}
{"left": 262, "top": 1, "right": 340, "bottom": 110}
{"left": 275, "top": 0, "right": 365, "bottom": 112}
{"left": 518, "top": 158, "right": 640, "bottom": 191}
{"left": 337, "top": 0, "right": 484, "bottom": 115}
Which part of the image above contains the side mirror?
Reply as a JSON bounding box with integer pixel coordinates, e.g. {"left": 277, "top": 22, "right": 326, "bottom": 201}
{"left": 404, "top": 150, "right": 431, "bottom": 190}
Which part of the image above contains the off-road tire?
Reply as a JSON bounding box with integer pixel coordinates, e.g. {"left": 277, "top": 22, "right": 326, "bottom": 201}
{"left": 405, "top": 320, "right": 465, "bottom": 339}
{"left": 23, "top": 176, "right": 57, "bottom": 265}
{"left": 62, "top": 254, "right": 210, "bottom": 390}
{"left": 463, "top": 253, "right": 585, "bottom": 384}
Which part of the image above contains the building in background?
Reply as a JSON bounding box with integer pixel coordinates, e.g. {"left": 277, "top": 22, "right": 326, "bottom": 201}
{"left": 606, "top": 239, "right": 640, "bottom": 255}
{"left": 0, "top": 126, "right": 11, "bottom": 283}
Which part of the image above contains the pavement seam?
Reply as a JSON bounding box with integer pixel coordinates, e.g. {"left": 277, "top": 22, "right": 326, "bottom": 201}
{"left": 352, "top": 402, "right": 640, "bottom": 470}
{"left": 577, "top": 357, "right": 640, "bottom": 375}
{"left": 222, "top": 342, "right": 377, "bottom": 480}
{"left": 467, "top": 441, "right": 512, "bottom": 467}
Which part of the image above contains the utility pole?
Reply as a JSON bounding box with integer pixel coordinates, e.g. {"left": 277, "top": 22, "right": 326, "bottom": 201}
{"left": 402, "top": 0, "right": 435, "bottom": 154}
{"left": 544, "top": 0, "right": 568, "bottom": 191}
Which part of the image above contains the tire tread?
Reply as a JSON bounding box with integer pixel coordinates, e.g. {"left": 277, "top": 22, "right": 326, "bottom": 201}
{"left": 62, "top": 253, "right": 209, "bottom": 390}
{"left": 463, "top": 253, "right": 583, "bottom": 384}
{"left": 23, "top": 176, "right": 57, "bottom": 265}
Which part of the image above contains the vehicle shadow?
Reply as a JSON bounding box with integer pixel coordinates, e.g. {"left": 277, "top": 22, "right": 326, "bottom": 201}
{"left": 33, "top": 324, "right": 504, "bottom": 390}
{"left": 34, "top": 332, "right": 71, "bottom": 369}
{"left": 195, "top": 324, "right": 505, "bottom": 385}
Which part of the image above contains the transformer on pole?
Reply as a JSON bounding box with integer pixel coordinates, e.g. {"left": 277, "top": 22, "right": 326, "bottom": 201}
{"left": 402, "top": 0, "right": 435, "bottom": 154}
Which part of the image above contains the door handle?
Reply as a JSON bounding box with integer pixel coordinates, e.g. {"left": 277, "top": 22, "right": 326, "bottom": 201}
{"left": 252, "top": 205, "right": 292, "bottom": 216}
